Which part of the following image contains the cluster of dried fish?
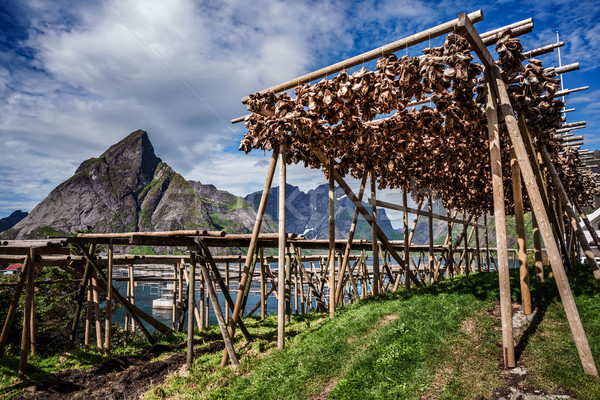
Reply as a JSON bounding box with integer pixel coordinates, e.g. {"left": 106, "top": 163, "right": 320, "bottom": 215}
{"left": 240, "top": 30, "right": 596, "bottom": 215}
{"left": 240, "top": 33, "right": 493, "bottom": 214}
{"left": 494, "top": 30, "right": 599, "bottom": 208}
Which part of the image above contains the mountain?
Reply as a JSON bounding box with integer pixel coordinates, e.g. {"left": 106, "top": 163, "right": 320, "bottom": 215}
{"left": 5, "top": 130, "right": 275, "bottom": 239}
{"left": 245, "top": 183, "right": 403, "bottom": 240}
{"left": 0, "top": 210, "right": 28, "bottom": 232}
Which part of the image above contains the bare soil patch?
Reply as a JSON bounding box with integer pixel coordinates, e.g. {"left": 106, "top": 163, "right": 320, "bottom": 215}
{"left": 16, "top": 335, "right": 224, "bottom": 400}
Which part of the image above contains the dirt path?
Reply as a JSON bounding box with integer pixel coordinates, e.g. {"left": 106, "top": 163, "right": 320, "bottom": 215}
{"left": 16, "top": 336, "right": 224, "bottom": 400}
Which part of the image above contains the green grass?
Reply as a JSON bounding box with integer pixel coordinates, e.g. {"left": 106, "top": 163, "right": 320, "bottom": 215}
{"left": 2, "top": 266, "right": 600, "bottom": 400}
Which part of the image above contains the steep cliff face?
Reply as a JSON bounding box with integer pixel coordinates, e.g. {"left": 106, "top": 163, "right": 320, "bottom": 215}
{"left": 245, "top": 183, "right": 402, "bottom": 240}
{"left": 8, "top": 130, "right": 274, "bottom": 239}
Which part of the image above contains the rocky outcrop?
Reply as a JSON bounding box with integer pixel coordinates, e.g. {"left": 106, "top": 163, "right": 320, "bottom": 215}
{"left": 8, "top": 130, "right": 274, "bottom": 239}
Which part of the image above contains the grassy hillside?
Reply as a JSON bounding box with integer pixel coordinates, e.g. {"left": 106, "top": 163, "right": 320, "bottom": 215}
{"left": 2, "top": 265, "right": 599, "bottom": 399}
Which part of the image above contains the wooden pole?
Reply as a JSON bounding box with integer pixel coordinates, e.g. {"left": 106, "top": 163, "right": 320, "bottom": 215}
{"left": 129, "top": 264, "right": 136, "bottom": 334}
{"left": 484, "top": 213, "right": 491, "bottom": 272}
{"left": 532, "top": 213, "right": 544, "bottom": 281}
{"left": 197, "top": 256, "right": 240, "bottom": 370}
{"left": 428, "top": 194, "right": 435, "bottom": 284}
{"left": 403, "top": 186, "right": 410, "bottom": 289}
{"left": 225, "top": 262, "right": 230, "bottom": 323}
{"left": 173, "top": 264, "right": 177, "bottom": 329}
{"left": 222, "top": 146, "right": 279, "bottom": 366}
{"left": 187, "top": 252, "right": 196, "bottom": 368}
{"left": 329, "top": 157, "right": 336, "bottom": 317}
{"left": 28, "top": 250, "right": 36, "bottom": 357}
{"left": 104, "top": 245, "right": 113, "bottom": 357}
{"left": 0, "top": 255, "right": 30, "bottom": 353}
{"left": 278, "top": 141, "right": 287, "bottom": 350}
{"left": 540, "top": 146, "right": 600, "bottom": 286}
{"left": 484, "top": 71, "right": 516, "bottom": 368}
{"left": 68, "top": 243, "right": 95, "bottom": 346}
{"left": 18, "top": 248, "right": 34, "bottom": 378}
{"left": 92, "top": 271, "right": 102, "bottom": 352}
{"left": 260, "top": 248, "right": 266, "bottom": 320}
{"left": 200, "top": 270, "right": 205, "bottom": 331}
{"left": 371, "top": 170, "right": 380, "bottom": 296}
{"left": 85, "top": 276, "right": 92, "bottom": 347}
{"left": 511, "top": 150, "right": 532, "bottom": 314}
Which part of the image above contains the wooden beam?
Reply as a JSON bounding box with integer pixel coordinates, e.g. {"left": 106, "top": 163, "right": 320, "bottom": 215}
{"left": 186, "top": 252, "right": 196, "bottom": 368}
{"left": 329, "top": 157, "right": 336, "bottom": 317}
{"left": 371, "top": 171, "right": 380, "bottom": 296}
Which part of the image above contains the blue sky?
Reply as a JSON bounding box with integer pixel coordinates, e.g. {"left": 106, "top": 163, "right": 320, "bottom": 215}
{"left": 0, "top": 0, "right": 599, "bottom": 220}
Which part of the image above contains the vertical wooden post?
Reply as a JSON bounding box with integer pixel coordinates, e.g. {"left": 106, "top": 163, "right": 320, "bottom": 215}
{"left": 511, "top": 151, "right": 532, "bottom": 314}
{"left": 532, "top": 214, "right": 544, "bottom": 281}
{"left": 178, "top": 261, "right": 183, "bottom": 327}
{"left": 104, "top": 245, "right": 113, "bottom": 357}
{"left": 187, "top": 252, "right": 196, "bottom": 369}
{"left": 329, "top": 157, "right": 336, "bottom": 317}
{"left": 18, "top": 248, "right": 35, "bottom": 378}
{"left": 69, "top": 243, "right": 94, "bottom": 346}
{"left": 475, "top": 224, "right": 482, "bottom": 273}
{"left": 403, "top": 186, "right": 411, "bottom": 289}
{"left": 225, "top": 261, "right": 230, "bottom": 323}
{"left": 285, "top": 249, "right": 292, "bottom": 322}
{"left": 484, "top": 213, "right": 491, "bottom": 272}
{"left": 447, "top": 219, "right": 454, "bottom": 280}
{"left": 0, "top": 255, "right": 30, "bottom": 353}
{"left": 484, "top": 71, "right": 516, "bottom": 368}
{"left": 371, "top": 171, "right": 380, "bottom": 296}
{"left": 222, "top": 146, "right": 279, "bottom": 367}
{"left": 85, "top": 276, "right": 92, "bottom": 347}
{"left": 278, "top": 141, "right": 287, "bottom": 350}
{"left": 129, "top": 263, "right": 136, "bottom": 334}
{"left": 260, "top": 249, "right": 266, "bottom": 320}
{"left": 428, "top": 194, "right": 435, "bottom": 284}
{"left": 173, "top": 264, "right": 177, "bottom": 329}
{"left": 200, "top": 270, "right": 206, "bottom": 331}
{"left": 92, "top": 271, "right": 102, "bottom": 352}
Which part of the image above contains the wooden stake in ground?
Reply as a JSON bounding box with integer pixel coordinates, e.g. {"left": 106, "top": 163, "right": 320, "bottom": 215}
{"left": 18, "top": 248, "right": 35, "bottom": 378}
{"left": 329, "top": 157, "right": 336, "bottom": 317}
{"left": 104, "top": 245, "right": 113, "bottom": 357}
{"left": 403, "top": 186, "right": 411, "bottom": 289}
{"left": 428, "top": 194, "right": 435, "bottom": 284}
{"left": 483, "top": 70, "right": 516, "bottom": 369}
{"left": 92, "top": 271, "right": 103, "bottom": 352}
{"left": 371, "top": 170, "right": 380, "bottom": 296}
{"left": 0, "top": 255, "right": 30, "bottom": 353}
{"left": 278, "top": 141, "right": 287, "bottom": 350}
{"left": 511, "top": 151, "right": 532, "bottom": 315}
{"left": 187, "top": 252, "right": 196, "bottom": 369}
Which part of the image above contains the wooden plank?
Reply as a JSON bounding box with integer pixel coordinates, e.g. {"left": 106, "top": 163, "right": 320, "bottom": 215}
{"left": 18, "top": 249, "right": 34, "bottom": 378}
{"left": 484, "top": 71, "right": 516, "bottom": 369}
{"left": 0, "top": 255, "right": 29, "bottom": 352}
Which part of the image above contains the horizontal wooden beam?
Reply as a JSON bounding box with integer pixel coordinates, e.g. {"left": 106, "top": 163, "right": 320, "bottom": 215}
{"left": 555, "top": 86, "right": 589, "bottom": 97}
{"left": 522, "top": 41, "right": 564, "bottom": 59}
